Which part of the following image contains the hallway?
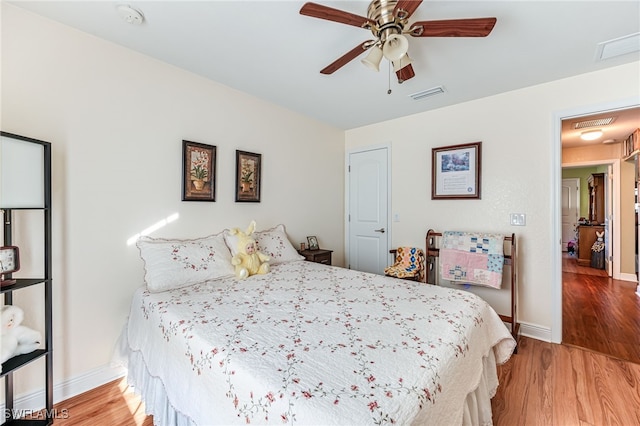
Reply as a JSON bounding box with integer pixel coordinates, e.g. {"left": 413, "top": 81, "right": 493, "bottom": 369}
{"left": 562, "top": 253, "right": 640, "bottom": 364}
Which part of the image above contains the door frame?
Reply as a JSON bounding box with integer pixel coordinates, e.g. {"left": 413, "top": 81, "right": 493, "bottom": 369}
{"left": 605, "top": 165, "right": 614, "bottom": 277}
{"left": 345, "top": 143, "right": 392, "bottom": 270}
{"left": 552, "top": 97, "right": 639, "bottom": 344}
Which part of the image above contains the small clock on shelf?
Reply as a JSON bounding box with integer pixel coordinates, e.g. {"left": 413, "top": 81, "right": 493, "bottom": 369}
{"left": 0, "top": 246, "right": 20, "bottom": 286}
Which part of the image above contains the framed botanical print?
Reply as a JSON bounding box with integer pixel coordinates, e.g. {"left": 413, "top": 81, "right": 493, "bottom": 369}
{"left": 182, "top": 140, "right": 216, "bottom": 201}
{"left": 235, "top": 150, "right": 261, "bottom": 202}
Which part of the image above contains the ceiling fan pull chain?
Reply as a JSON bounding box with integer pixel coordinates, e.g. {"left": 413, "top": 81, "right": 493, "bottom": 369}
{"left": 387, "top": 60, "right": 392, "bottom": 95}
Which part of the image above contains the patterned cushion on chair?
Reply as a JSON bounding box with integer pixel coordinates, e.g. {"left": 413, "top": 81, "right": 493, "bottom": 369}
{"left": 384, "top": 247, "right": 425, "bottom": 281}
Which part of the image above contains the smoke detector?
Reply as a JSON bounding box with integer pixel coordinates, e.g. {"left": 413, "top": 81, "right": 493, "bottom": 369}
{"left": 116, "top": 5, "right": 144, "bottom": 25}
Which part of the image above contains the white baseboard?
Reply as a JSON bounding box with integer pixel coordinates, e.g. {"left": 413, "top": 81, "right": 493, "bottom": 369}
{"left": 0, "top": 363, "right": 126, "bottom": 413}
{"left": 619, "top": 272, "right": 638, "bottom": 283}
{"left": 519, "top": 321, "right": 552, "bottom": 342}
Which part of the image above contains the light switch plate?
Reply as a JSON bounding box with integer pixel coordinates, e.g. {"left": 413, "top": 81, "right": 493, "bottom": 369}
{"left": 510, "top": 213, "right": 526, "bottom": 226}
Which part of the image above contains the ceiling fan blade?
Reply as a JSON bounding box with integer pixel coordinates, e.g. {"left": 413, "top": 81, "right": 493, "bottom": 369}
{"left": 300, "top": 2, "right": 374, "bottom": 29}
{"left": 394, "top": 0, "right": 423, "bottom": 20}
{"left": 411, "top": 17, "right": 497, "bottom": 37}
{"left": 396, "top": 64, "right": 416, "bottom": 83}
{"left": 320, "top": 41, "right": 373, "bottom": 75}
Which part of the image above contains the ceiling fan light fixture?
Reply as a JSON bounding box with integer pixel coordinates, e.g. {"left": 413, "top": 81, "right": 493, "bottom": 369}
{"left": 580, "top": 129, "right": 603, "bottom": 141}
{"left": 361, "top": 45, "right": 383, "bottom": 71}
{"left": 382, "top": 34, "right": 409, "bottom": 61}
{"left": 392, "top": 54, "right": 412, "bottom": 72}
{"left": 299, "top": 1, "right": 497, "bottom": 78}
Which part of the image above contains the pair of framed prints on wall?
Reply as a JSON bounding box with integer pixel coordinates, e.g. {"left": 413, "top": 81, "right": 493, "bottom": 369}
{"left": 182, "top": 140, "right": 261, "bottom": 203}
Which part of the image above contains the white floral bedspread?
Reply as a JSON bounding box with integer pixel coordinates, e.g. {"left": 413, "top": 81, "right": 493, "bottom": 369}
{"left": 125, "top": 261, "right": 515, "bottom": 425}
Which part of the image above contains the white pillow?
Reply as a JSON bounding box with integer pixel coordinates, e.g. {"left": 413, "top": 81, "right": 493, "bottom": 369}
{"left": 137, "top": 233, "right": 234, "bottom": 293}
{"left": 224, "top": 224, "right": 304, "bottom": 265}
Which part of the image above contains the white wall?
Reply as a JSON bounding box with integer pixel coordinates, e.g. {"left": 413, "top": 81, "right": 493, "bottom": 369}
{"left": 1, "top": 4, "right": 344, "bottom": 401}
{"left": 346, "top": 61, "right": 640, "bottom": 338}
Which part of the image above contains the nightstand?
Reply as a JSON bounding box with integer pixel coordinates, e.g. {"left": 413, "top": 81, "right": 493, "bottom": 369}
{"left": 298, "top": 249, "right": 332, "bottom": 265}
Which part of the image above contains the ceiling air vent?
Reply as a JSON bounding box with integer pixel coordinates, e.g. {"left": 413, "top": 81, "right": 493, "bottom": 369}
{"left": 595, "top": 32, "right": 640, "bottom": 61}
{"left": 409, "top": 86, "right": 445, "bottom": 101}
{"left": 573, "top": 117, "right": 615, "bottom": 129}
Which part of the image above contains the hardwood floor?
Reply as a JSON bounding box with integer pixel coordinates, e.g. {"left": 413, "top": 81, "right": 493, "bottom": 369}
{"left": 562, "top": 253, "right": 640, "bottom": 364}
{"left": 561, "top": 252, "right": 609, "bottom": 277}
{"left": 31, "top": 378, "right": 153, "bottom": 425}
{"left": 32, "top": 337, "right": 640, "bottom": 425}
{"left": 492, "top": 336, "right": 640, "bottom": 425}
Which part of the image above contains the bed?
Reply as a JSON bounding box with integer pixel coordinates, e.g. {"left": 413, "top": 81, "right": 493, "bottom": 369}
{"left": 118, "top": 227, "right": 516, "bottom": 425}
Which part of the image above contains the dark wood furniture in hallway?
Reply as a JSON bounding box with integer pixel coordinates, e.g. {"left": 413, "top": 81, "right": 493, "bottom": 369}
{"left": 576, "top": 224, "right": 605, "bottom": 266}
{"left": 562, "top": 253, "right": 640, "bottom": 364}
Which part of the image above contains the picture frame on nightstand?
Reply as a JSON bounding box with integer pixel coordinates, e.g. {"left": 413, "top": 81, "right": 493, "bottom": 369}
{"left": 307, "top": 236, "right": 319, "bottom": 250}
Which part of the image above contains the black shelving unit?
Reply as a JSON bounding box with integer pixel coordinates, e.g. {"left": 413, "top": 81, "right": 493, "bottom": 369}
{"left": 1, "top": 132, "right": 53, "bottom": 426}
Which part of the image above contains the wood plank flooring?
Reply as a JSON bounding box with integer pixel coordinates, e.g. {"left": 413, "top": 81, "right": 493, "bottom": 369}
{"left": 561, "top": 252, "right": 609, "bottom": 277}
{"left": 28, "top": 378, "right": 153, "bottom": 425}
{"left": 34, "top": 337, "right": 640, "bottom": 425}
{"left": 562, "top": 253, "right": 640, "bottom": 364}
{"left": 491, "top": 336, "right": 640, "bottom": 425}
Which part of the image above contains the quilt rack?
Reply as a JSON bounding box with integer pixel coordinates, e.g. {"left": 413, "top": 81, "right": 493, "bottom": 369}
{"left": 425, "top": 229, "right": 520, "bottom": 346}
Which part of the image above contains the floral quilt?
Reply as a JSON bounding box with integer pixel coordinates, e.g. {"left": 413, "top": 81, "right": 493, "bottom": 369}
{"left": 125, "top": 261, "right": 515, "bottom": 425}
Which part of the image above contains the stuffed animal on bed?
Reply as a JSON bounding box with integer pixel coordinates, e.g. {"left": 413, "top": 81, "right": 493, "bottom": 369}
{"left": 1, "top": 305, "right": 42, "bottom": 372}
{"left": 229, "top": 221, "right": 270, "bottom": 279}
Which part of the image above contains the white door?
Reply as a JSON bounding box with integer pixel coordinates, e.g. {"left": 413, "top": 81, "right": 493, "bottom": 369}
{"left": 561, "top": 178, "right": 580, "bottom": 252}
{"left": 348, "top": 147, "right": 389, "bottom": 274}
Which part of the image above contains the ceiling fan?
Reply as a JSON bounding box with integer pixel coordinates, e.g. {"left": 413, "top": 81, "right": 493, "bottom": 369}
{"left": 300, "top": 0, "right": 497, "bottom": 83}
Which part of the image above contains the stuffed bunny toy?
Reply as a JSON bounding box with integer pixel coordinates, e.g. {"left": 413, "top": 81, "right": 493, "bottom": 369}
{"left": 228, "top": 221, "right": 270, "bottom": 279}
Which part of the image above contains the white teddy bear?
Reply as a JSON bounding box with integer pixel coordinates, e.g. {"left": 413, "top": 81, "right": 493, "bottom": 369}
{"left": 1, "top": 305, "right": 42, "bottom": 372}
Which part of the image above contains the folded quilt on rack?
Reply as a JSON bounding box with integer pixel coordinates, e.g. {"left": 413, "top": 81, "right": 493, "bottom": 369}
{"left": 440, "top": 231, "right": 505, "bottom": 289}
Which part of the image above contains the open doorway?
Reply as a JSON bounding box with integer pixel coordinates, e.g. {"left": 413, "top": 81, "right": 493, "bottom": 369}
{"left": 556, "top": 105, "right": 640, "bottom": 363}
{"left": 561, "top": 164, "right": 612, "bottom": 276}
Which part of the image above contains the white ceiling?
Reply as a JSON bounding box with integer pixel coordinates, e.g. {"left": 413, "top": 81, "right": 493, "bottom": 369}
{"left": 6, "top": 0, "right": 640, "bottom": 143}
